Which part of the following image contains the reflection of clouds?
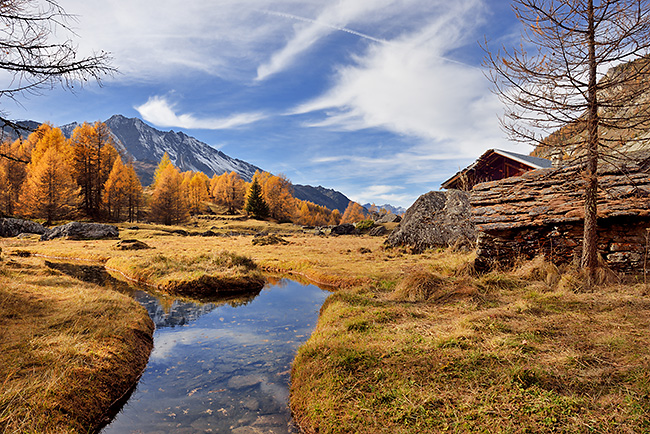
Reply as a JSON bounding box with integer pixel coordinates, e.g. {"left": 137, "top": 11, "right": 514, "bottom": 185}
{"left": 151, "top": 327, "right": 275, "bottom": 361}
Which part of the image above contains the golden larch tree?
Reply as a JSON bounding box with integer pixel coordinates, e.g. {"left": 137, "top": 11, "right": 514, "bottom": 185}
{"left": 149, "top": 160, "right": 189, "bottom": 225}
{"left": 262, "top": 174, "right": 295, "bottom": 222}
{"left": 341, "top": 201, "right": 367, "bottom": 224}
{"left": 124, "top": 163, "right": 143, "bottom": 223}
{"left": 19, "top": 146, "right": 80, "bottom": 225}
{"left": 152, "top": 152, "right": 173, "bottom": 188}
{"left": 211, "top": 171, "right": 246, "bottom": 214}
{"left": 103, "top": 156, "right": 129, "bottom": 221}
{"left": 70, "top": 121, "right": 119, "bottom": 219}
{"left": 187, "top": 172, "right": 210, "bottom": 214}
{"left": 0, "top": 139, "right": 30, "bottom": 216}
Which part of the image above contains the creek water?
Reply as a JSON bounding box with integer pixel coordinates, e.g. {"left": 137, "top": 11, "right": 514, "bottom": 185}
{"left": 45, "top": 262, "right": 330, "bottom": 434}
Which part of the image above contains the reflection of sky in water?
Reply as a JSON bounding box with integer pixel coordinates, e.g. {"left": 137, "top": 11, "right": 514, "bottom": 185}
{"left": 102, "top": 279, "right": 329, "bottom": 434}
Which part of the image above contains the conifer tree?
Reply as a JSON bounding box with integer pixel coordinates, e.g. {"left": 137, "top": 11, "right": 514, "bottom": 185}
{"left": 245, "top": 175, "right": 269, "bottom": 220}
{"left": 19, "top": 146, "right": 80, "bottom": 225}
{"left": 149, "top": 159, "right": 189, "bottom": 225}
{"left": 103, "top": 156, "right": 128, "bottom": 221}
{"left": 329, "top": 209, "right": 342, "bottom": 226}
{"left": 262, "top": 173, "right": 295, "bottom": 221}
{"left": 341, "top": 201, "right": 367, "bottom": 224}
{"left": 70, "top": 121, "right": 119, "bottom": 219}
{"left": 211, "top": 171, "right": 246, "bottom": 214}
{"left": 125, "top": 163, "right": 143, "bottom": 223}
{"left": 0, "top": 139, "right": 29, "bottom": 216}
{"left": 152, "top": 152, "right": 172, "bottom": 188}
{"left": 188, "top": 172, "right": 209, "bottom": 213}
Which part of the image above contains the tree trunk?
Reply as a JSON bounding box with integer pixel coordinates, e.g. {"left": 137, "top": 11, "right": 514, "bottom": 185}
{"left": 582, "top": 0, "right": 599, "bottom": 283}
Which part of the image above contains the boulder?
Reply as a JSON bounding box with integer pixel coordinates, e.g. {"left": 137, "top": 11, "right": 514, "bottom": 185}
{"left": 377, "top": 213, "right": 402, "bottom": 224}
{"left": 41, "top": 222, "right": 119, "bottom": 241}
{"left": 385, "top": 190, "right": 476, "bottom": 252}
{"left": 368, "top": 225, "right": 388, "bottom": 237}
{"left": 251, "top": 234, "right": 289, "bottom": 246}
{"left": 0, "top": 218, "right": 47, "bottom": 238}
{"left": 330, "top": 223, "right": 359, "bottom": 236}
{"left": 113, "top": 239, "right": 152, "bottom": 250}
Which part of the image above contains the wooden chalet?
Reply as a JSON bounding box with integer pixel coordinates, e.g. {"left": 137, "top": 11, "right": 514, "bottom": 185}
{"left": 441, "top": 149, "right": 553, "bottom": 191}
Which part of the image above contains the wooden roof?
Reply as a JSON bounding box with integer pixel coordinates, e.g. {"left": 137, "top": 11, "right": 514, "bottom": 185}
{"left": 441, "top": 149, "right": 553, "bottom": 191}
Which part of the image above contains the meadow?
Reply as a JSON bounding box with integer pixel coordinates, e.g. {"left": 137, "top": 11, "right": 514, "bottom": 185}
{"left": 1, "top": 215, "right": 649, "bottom": 433}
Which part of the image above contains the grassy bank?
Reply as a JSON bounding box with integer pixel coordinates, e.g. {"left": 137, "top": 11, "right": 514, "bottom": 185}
{"left": 291, "top": 258, "right": 650, "bottom": 433}
{"left": 0, "top": 254, "right": 154, "bottom": 434}
{"left": 6, "top": 216, "right": 650, "bottom": 433}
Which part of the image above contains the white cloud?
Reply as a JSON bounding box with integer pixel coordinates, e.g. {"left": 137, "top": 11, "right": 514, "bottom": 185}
{"left": 255, "top": 0, "right": 399, "bottom": 80}
{"left": 290, "top": 0, "right": 508, "bottom": 157}
{"left": 135, "top": 96, "right": 266, "bottom": 130}
{"left": 57, "top": 0, "right": 320, "bottom": 81}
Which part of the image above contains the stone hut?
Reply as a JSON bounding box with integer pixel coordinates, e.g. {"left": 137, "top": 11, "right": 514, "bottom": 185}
{"left": 470, "top": 153, "right": 650, "bottom": 273}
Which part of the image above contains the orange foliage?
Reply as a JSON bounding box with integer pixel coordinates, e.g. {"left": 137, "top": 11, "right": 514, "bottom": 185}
{"left": 18, "top": 141, "right": 80, "bottom": 225}
{"left": 211, "top": 171, "right": 246, "bottom": 214}
{"left": 149, "top": 158, "right": 189, "bottom": 225}
{"left": 341, "top": 201, "right": 367, "bottom": 224}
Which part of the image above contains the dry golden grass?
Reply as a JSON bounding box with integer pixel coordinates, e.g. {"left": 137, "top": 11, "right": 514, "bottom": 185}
{"left": 7, "top": 215, "right": 649, "bottom": 434}
{"left": 291, "top": 256, "right": 650, "bottom": 434}
{"left": 13, "top": 218, "right": 462, "bottom": 290}
{"left": 0, "top": 254, "right": 153, "bottom": 434}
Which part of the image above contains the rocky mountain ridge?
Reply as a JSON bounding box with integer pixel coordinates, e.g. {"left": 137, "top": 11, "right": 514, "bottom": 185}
{"left": 61, "top": 115, "right": 262, "bottom": 186}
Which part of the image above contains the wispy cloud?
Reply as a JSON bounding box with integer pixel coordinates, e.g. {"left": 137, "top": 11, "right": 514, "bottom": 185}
{"left": 135, "top": 96, "right": 266, "bottom": 130}
{"left": 291, "top": 0, "right": 506, "bottom": 157}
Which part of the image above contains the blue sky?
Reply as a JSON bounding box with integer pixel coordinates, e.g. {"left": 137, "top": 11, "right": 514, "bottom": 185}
{"left": 5, "top": 0, "right": 531, "bottom": 208}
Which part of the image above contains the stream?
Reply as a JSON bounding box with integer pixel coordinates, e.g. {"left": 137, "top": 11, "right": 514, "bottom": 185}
{"left": 45, "top": 262, "right": 330, "bottom": 434}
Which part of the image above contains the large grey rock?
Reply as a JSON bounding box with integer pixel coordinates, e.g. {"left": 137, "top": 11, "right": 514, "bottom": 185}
{"left": 330, "top": 223, "right": 359, "bottom": 236}
{"left": 41, "top": 222, "right": 119, "bottom": 241}
{"left": 377, "top": 213, "right": 402, "bottom": 224}
{"left": 385, "top": 190, "right": 476, "bottom": 252}
{"left": 0, "top": 218, "right": 47, "bottom": 237}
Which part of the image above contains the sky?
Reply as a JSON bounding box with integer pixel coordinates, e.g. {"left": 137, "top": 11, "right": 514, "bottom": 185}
{"left": 4, "top": 0, "right": 531, "bottom": 208}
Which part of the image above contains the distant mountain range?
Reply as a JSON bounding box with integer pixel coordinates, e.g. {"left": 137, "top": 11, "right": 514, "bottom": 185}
{"left": 292, "top": 185, "right": 353, "bottom": 214}
{"left": 3, "top": 115, "right": 409, "bottom": 214}
{"left": 363, "top": 203, "right": 407, "bottom": 215}
{"left": 60, "top": 115, "right": 261, "bottom": 186}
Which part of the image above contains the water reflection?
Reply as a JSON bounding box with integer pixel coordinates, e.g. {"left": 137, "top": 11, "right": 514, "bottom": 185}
{"left": 45, "top": 261, "right": 261, "bottom": 329}
{"left": 46, "top": 261, "right": 330, "bottom": 433}
{"left": 102, "top": 278, "right": 329, "bottom": 434}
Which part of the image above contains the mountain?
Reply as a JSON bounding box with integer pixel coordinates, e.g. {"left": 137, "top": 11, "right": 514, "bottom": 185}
{"left": 61, "top": 115, "right": 262, "bottom": 186}
{"left": 5, "top": 114, "right": 359, "bottom": 212}
{"left": 533, "top": 57, "right": 650, "bottom": 162}
{"left": 363, "top": 203, "right": 407, "bottom": 216}
{"left": 292, "top": 185, "right": 352, "bottom": 214}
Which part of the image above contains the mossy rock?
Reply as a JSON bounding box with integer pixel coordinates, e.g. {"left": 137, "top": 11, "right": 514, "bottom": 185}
{"left": 113, "top": 239, "right": 153, "bottom": 250}
{"left": 252, "top": 235, "right": 289, "bottom": 246}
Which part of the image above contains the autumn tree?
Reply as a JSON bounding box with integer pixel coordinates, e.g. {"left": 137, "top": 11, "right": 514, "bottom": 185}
{"left": 485, "top": 0, "right": 650, "bottom": 277}
{"left": 341, "top": 201, "right": 367, "bottom": 224}
{"left": 245, "top": 175, "right": 269, "bottom": 219}
{"left": 152, "top": 152, "right": 173, "bottom": 187}
{"left": 70, "top": 122, "right": 120, "bottom": 219}
{"left": 103, "top": 156, "right": 130, "bottom": 221}
{"left": 294, "top": 200, "right": 337, "bottom": 226}
{"left": 19, "top": 144, "right": 79, "bottom": 225}
{"left": 0, "top": 0, "right": 113, "bottom": 153}
{"left": 149, "top": 159, "right": 189, "bottom": 225}
{"left": 124, "top": 163, "right": 143, "bottom": 222}
{"left": 262, "top": 173, "right": 295, "bottom": 222}
{"left": 0, "top": 139, "right": 30, "bottom": 215}
{"left": 329, "top": 209, "right": 342, "bottom": 226}
{"left": 187, "top": 172, "right": 210, "bottom": 214}
{"left": 211, "top": 171, "right": 246, "bottom": 214}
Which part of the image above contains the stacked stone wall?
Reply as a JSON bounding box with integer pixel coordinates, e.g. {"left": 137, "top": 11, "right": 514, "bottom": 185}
{"left": 471, "top": 154, "right": 650, "bottom": 273}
